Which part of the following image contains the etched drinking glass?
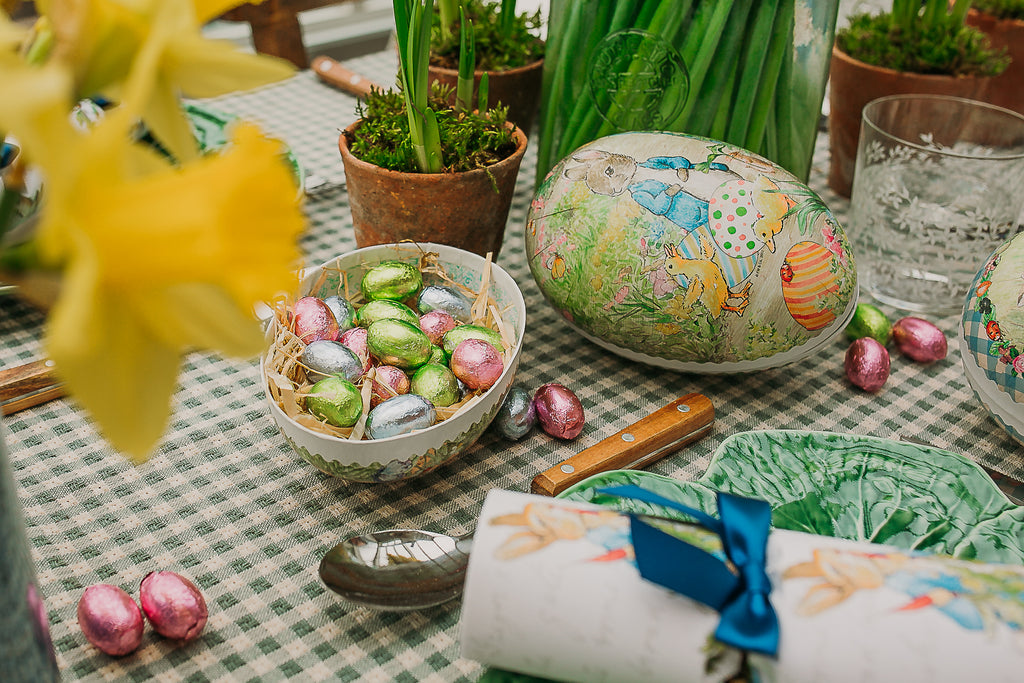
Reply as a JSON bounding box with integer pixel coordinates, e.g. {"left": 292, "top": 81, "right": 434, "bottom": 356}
{"left": 848, "top": 95, "right": 1024, "bottom": 314}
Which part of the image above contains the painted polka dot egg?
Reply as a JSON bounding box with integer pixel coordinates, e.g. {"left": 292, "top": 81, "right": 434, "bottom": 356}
{"left": 526, "top": 132, "right": 858, "bottom": 372}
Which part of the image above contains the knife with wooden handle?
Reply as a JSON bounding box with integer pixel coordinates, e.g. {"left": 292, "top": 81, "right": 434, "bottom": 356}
{"left": 0, "top": 359, "right": 64, "bottom": 415}
{"left": 531, "top": 393, "right": 714, "bottom": 497}
{"left": 311, "top": 56, "right": 384, "bottom": 99}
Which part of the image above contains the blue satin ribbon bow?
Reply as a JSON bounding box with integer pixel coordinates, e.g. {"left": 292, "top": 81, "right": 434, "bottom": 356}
{"left": 596, "top": 485, "right": 779, "bottom": 657}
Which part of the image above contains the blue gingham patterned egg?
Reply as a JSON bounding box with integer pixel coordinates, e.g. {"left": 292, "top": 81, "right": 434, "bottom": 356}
{"left": 960, "top": 231, "right": 1024, "bottom": 445}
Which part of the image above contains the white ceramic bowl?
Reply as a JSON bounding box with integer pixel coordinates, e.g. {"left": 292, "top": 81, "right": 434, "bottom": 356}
{"left": 262, "top": 243, "right": 526, "bottom": 482}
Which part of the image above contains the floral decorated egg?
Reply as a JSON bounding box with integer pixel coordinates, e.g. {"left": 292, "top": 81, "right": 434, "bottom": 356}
{"left": 960, "top": 232, "right": 1024, "bottom": 444}
{"left": 526, "top": 132, "right": 857, "bottom": 372}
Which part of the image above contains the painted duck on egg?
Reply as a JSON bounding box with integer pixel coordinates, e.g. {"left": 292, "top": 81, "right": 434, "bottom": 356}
{"left": 526, "top": 132, "right": 857, "bottom": 372}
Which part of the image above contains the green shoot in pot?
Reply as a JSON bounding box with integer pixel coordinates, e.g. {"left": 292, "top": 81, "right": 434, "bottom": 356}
{"left": 456, "top": 4, "right": 475, "bottom": 113}
{"left": 394, "top": 0, "right": 443, "bottom": 173}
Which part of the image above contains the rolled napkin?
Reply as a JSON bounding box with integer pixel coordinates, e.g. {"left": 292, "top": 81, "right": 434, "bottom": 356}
{"left": 460, "top": 489, "right": 1024, "bottom": 683}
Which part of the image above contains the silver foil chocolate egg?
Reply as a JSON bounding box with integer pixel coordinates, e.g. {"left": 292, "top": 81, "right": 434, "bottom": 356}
{"left": 301, "top": 340, "right": 364, "bottom": 383}
{"left": 450, "top": 338, "right": 504, "bottom": 391}
{"left": 139, "top": 571, "right": 208, "bottom": 642}
{"left": 417, "top": 284, "right": 473, "bottom": 323}
{"left": 322, "top": 295, "right": 356, "bottom": 334}
{"left": 366, "top": 394, "right": 437, "bottom": 439}
{"left": 533, "top": 383, "right": 585, "bottom": 440}
{"left": 77, "top": 584, "right": 145, "bottom": 656}
{"left": 845, "top": 337, "right": 890, "bottom": 392}
{"left": 492, "top": 385, "right": 537, "bottom": 440}
{"left": 892, "top": 317, "right": 947, "bottom": 363}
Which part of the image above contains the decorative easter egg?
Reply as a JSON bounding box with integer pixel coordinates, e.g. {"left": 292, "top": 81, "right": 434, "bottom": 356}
{"left": 306, "top": 377, "right": 363, "bottom": 427}
{"left": 418, "top": 284, "right": 473, "bottom": 323}
{"left": 526, "top": 132, "right": 858, "bottom": 372}
{"left": 961, "top": 233, "right": 1024, "bottom": 445}
{"left": 301, "top": 340, "right": 364, "bottom": 383}
{"left": 77, "top": 585, "right": 145, "bottom": 656}
{"left": 361, "top": 260, "right": 423, "bottom": 302}
{"left": 410, "top": 362, "right": 461, "bottom": 407}
{"left": 139, "top": 571, "right": 208, "bottom": 642}
{"left": 366, "top": 394, "right": 437, "bottom": 439}
{"left": 366, "top": 319, "right": 432, "bottom": 370}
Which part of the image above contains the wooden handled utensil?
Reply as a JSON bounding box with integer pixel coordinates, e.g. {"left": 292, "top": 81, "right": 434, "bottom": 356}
{"left": 0, "top": 359, "right": 64, "bottom": 415}
{"left": 531, "top": 393, "right": 714, "bottom": 497}
{"left": 311, "top": 56, "right": 383, "bottom": 99}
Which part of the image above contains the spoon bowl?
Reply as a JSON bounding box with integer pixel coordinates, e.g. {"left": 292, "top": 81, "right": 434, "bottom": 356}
{"left": 318, "top": 529, "right": 473, "bottom": 610}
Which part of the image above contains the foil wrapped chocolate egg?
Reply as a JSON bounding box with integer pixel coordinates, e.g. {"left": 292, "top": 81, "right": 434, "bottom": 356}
{"left": 845, "top": 338, "right": 890, "bottom": 392}
{"left": 292, "top": 296, "right": 339, "bottom": 344}
{"left": 492, "top": 385, "right": 537, "bottom": 440}
{"left": 300, "top": 340, "right": 364, "bottom": 383}
{"left": 419, "top": 310, "right": 458, "bottom": 346}
{"left": 360, "top": 260, "right": 423, "bottom": 302}
{"left": 366, "top": 394, "right": 437, "bottom": 439}
{"left": 369, "top": 365, "right": 411, "bottom": 407}
{"left": 77, "top": 584, "right": 145, "bottom": 656}
{"left": 533, "top": 383, "right": 585, "bottom": 439}
{"left": 366, "top": 319, "right": 433, "bottom": 370}
{"left": 339, "top": 327, "right": 372, "bottom": 371}
{"left": 845, "top": 303, "right": 892, "bottom": 345}
{"left": 892, "top": 317, "right": 947, "bottom": 363}
{"left": 418, "top": 284, "right": 473, "bottom": 323}
{"left": 428, "top": 345, "right": 449, "bottom": 366}
{"left": 356, "top": 299, "right": 420, "bottom": 328}
{"left": 139, "top": 571, "right": 208, "bottom": 642}
{"left": 306, "top": 376, "right": 363, "bottom": 427}
{"left": 410, "top": 362, "right": 461, "bottom": 407}
{"left": 442, "top": 324, "right": 504, "bottom": 355}
{"left": 450, "top": 339, "right": 504, "bottom": 391}
{"left": 322, "top": 295, "right": 356, "bottom": 334}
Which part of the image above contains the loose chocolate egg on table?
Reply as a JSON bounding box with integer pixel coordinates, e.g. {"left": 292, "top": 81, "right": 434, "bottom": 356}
{"left": 418, "top": 284, "right": 473, "bottom": 323}
{"left": 492, "top": 385, "right": 536, "bottom": 440}
{"left": 845, "top": 338, "right": 890, "bottom": 392}
{"left": 527, "top": 132, "right": 857, "bottom": 372}
{"left": 139, "top": 571, "right": 208, "bottom": 641}
{"left": 77, "top": 584, "right": 145, "bottom": 656}
{"left": 533, "top": 383, "right": 585, "bottom": 440}
{"left": 961, "top": 232, "right": 1024, "bottom": 445}
{"left": 892, "top": 317, "right": 947, "bottom": 363}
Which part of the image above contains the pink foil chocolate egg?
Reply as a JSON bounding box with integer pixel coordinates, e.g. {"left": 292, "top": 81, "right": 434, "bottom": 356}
{"left": 370, "top": 365, "right": 411, "bottom": 407}
{"left": 450, "top": 338, "right": 504, "bottom": 391}
{"left": 419, "top": 310, "right": 458, "bottom": 346}
{"left": 892, "top": 317, "right": 947, "bottom": 363}
{"left": 339, "top": 326, "right": 373, "bottom": 371}
{"left": 533, "top": 383, "right": 585, "bottom": 439}
{"left": 293, "top": 297, "right": 339, "bottom": 344}
{"left": 77, "top": 584, "right": 145, "bottom": 656}
{"left": 139, "top": 571, "right": 208, "bottom": 642}
{"left": 845, "top": 337, "right": 890, "bottom": 392}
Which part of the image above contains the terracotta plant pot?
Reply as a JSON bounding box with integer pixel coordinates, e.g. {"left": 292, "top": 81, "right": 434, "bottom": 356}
{"left": 828, "top": 45, "right": 993, "bottom": 198}
{"left": 338, "top": 121, "right": 528, "bottom": 258}
{"left": 428, "top": 57, "right": 544, "bottom": 135}
{"left": 967, "top": 9, "right": 1024, "bottom": 116}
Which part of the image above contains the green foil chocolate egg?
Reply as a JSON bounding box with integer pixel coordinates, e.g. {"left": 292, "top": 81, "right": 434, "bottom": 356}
{"left": 366, "top": 319, "right": 433, "bottom": 369}
{"left": 305, "top": 377, "right": 363, "bottom": 427}
{"left": 845, "top": 303, "right": 892, "bottom": 345}
{"left": 410, "top": 363, "right": 461, "bottom": 407}
{"left": 356, "top": 299, "right": 420, "bottom": 328}
{"left": 360, "top": 260, "right": 423, "bottom": 302}
{"left": 442, "top": 324, "right": 504, "bottom": 355}
{"left": 427, "top": 345, "right": 449, "bottom": 365}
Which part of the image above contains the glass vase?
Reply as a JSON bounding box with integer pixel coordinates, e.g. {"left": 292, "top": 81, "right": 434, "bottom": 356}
{"left": 535, "top": 0, "right": 839, "bottom": 184}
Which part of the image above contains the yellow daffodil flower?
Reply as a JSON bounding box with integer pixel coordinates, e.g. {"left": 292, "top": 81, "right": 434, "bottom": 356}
{"left": 37, "top": 0, "right": 293, "bottom": 161}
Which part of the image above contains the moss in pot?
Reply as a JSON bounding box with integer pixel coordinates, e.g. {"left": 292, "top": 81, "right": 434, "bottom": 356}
{"left": 827, "top": 0, "right": 1010, "bottom": 197}
{"left": 339, "top": 0, "right": 528, "bottom": 257}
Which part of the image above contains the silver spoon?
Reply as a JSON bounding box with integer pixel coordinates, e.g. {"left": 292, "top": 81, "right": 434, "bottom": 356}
{"left": 318, "top": 394, "right": 714, "bottom": 610}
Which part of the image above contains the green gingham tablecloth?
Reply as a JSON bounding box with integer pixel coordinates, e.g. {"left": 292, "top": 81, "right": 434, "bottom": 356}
{"left": 2, "top": 49, "right": 1024, "bottom": 681}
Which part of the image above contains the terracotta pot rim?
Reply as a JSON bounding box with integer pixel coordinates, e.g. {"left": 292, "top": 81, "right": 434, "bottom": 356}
{"left": 968, "top": 7, "right": 1024, "bottom": 29}
{"left": 426, "top": 55, "right": 545, "bottom": 79}
{"left": 338, "top": 120, "right": 528, "bottom": 180}
{"left": 831, "top": 43, "right": 995, "bottom": 83}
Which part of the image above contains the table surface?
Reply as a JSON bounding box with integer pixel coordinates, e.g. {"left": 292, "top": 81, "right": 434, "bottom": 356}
{"left": 3, "top": 49, "right": 1023, "bottom": 682}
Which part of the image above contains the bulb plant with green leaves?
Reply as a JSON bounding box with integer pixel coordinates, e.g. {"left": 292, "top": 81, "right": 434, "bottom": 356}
{"left": 432, "top": 0, "right": 544, "bottom": 72}
{"left": 348, "top": 0, "right": 515, "bottom": 175}
{"left": 837, "top": 0, "right": 1009, "bottom": 76}
{"left": 973, "top": 0, "right": 1024, "bottom": 20}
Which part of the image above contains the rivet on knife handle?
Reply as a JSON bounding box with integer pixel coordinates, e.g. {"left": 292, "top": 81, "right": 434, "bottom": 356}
{"left": 531, "top": 393, "right": 714, "bottom": 497}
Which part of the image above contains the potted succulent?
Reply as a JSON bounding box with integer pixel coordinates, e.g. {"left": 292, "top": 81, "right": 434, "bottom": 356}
{"left": 828, "top": 0, "right": 1009, "bottom": 197}
{"left": 338, "top": 0, "right": 527, "bottom": 258}
{"left": 428, "top": 0, "right": 545, "bottom": 133}
{"left": 967, "top": 0, "right": 1024, "bottom": 115}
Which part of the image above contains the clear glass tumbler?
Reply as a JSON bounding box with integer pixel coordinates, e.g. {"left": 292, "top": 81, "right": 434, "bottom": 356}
{"left": 848, "top": 94, "right": 1024, "bottom": 315}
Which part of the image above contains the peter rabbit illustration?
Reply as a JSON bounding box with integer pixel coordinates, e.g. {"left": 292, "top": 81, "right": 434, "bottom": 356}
{"left": 490, "top": 503, "right": 632, "bottom": 562}
{"left": 664, "top": 237, "right": 751, "bottom": 318}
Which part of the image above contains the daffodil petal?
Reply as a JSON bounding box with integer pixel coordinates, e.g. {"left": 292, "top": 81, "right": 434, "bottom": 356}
{"left": 191, "top": 0, "right": 265, "bottom": 26}
{"left": 164, "top": 34, "right": 294, "bottom": 98}
{"left": 0, "top": 63, "right": 76, "bottom": 168}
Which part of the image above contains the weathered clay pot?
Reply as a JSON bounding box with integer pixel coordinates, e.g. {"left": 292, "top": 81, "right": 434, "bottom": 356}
{"left": 428, "top": 57, "right": 544, "bottom": 135}
{"left": 338, "top": 121, "right": 528, "bottom": 258}
{"left": 828, "top": 45, "right": 993, "bottom": 198}
{"left": 967, "top": 9, "right": 1024, "bottom": 116}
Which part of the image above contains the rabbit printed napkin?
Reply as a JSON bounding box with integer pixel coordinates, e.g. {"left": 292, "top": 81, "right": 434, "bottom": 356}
{"left": 459, "top": 489, "right": 1024, "bottom": 683}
